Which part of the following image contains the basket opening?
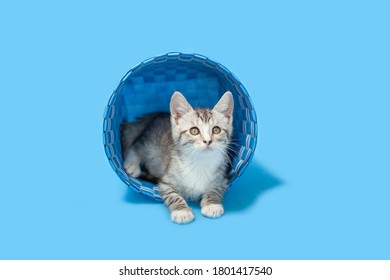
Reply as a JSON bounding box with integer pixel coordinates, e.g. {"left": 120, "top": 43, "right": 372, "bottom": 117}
{"left": 103, "top": 53, "right": 257, "bottom": 200}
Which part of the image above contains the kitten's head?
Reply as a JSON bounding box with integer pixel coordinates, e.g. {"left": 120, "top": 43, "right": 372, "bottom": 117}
{"left": 170, "top": 91, "right": 234, "bottom": 158}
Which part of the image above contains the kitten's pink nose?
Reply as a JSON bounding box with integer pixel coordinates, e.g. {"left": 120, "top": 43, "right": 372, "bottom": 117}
{"left": 203, "top": 140, "right": 212, "bottom": 146}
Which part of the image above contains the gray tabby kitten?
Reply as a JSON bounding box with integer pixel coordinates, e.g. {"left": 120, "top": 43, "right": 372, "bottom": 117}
{"left": 121, "top": 91, "right": 234, "bottom": 224}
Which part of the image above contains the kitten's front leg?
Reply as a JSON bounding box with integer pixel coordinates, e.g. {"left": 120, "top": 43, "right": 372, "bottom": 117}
{"left": 201, "top": 181, "right": 228, "bottom": 219}
{"left": 159, "top": 182, "right": 194, "bottom": 224}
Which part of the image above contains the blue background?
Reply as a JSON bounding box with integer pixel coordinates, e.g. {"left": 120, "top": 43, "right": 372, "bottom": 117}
{"left": 1, "top": 0, "right": 389, "bottom": 259}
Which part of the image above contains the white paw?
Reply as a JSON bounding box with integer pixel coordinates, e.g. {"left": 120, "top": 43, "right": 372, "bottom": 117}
{"left": 201, "top": 204, "right": 224, "bottom": 218}
{"left": 124, "top": 162, "right": 141, "bottom": 178}
{"left": 171, "top": 209, "right": 195, "bottom": 224}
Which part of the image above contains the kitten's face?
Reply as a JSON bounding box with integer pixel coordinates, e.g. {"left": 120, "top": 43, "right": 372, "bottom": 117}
{"left": 175, "top": 109, "right": 231, "bottom": 153}
{"left": 170, "top": 91, "right": 234, "bottom": 157}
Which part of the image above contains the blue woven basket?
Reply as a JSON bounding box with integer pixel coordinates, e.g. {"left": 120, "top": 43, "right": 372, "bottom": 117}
{"left": 103, "top": 52, "right": 258, "bottom": 201}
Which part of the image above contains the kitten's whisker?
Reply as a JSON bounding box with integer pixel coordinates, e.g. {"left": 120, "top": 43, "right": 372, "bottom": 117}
{"left": 227, "top": 143, "right": 241, "bottom": 148}
{"left": 225, "top": 147, "right": 239, "bottom": 157}
{"left": 228, "top": 142, "right": 240, "bottom": 146}
{"left": 214, "top": 146, "right": 234, "bottom": 167}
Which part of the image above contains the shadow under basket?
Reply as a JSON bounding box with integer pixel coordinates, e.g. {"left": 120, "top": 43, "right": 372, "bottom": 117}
{"left": 103, "top": 52, "right": 258, "bottom": 201}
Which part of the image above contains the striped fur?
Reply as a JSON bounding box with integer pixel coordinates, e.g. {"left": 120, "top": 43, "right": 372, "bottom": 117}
{"left": 121, "top": 91, "right": 234, "bottom": 224}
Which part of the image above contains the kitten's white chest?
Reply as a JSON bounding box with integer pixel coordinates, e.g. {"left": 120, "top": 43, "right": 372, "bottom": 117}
{"left": 177, "top": 153, "right": 223, "bottom": 200}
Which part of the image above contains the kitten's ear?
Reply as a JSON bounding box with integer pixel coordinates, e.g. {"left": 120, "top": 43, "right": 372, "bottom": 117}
{"left": 213, "top": 91, "right": 234, "bottom": 119}
{"left": 170, "top": 91, "right": 193, "bottom": 123}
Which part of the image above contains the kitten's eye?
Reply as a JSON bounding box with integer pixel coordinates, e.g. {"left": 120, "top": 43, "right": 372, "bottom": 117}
{"left": 189, "top": 127, "right": 200, "bottom": 135}
{"left": 212, "top": 126, "right": 221, "bottom": 134}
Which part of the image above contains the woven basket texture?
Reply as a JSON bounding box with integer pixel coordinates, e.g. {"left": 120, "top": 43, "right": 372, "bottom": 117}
{"left": 103, "top": 52, "right": 257, "bottom": 201}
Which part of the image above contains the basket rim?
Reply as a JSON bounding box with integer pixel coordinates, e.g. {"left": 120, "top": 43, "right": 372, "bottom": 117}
{"left": 103, "top": 52, "right": 258, "bottom": 201}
